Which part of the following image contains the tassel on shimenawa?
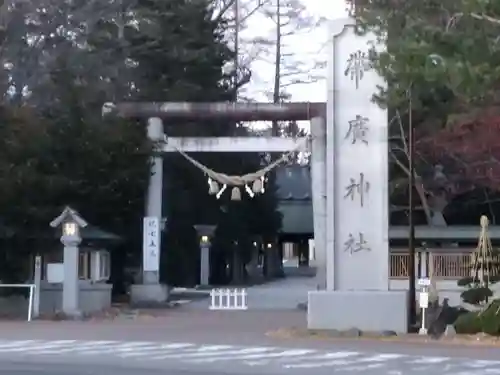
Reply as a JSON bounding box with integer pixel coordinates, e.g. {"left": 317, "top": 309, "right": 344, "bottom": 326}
{"left": 231, "top": 187, "right": 241, "bottom": 201}
{"left": 252, "top": 178, "right": 262, "bottom": 193}
{"left": 208, "top": 178, "right": 219, "bottom": 195}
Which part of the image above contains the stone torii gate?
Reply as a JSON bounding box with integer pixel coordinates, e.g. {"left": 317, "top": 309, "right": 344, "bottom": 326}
{"left": 102, "top": 101, "right": 328, "bottom": 302}
{"left": 102, "top": 17, "right": 408, "bottom": 333}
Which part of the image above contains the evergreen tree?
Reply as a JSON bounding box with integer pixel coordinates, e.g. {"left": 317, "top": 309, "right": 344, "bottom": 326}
{"left": 0, "top": 0, "right": 282, "bottom": 288}
{"left": 349, "top": 1, "right": 500, "bottom": 227}
{"left": 349, "top": 0, "right": 500, "bottom": 114}
{"left": 0, "top": 1, "right": 150, "bottom": 290}
{"left": 126, "top": 0, "right": 282, "bottom": 285}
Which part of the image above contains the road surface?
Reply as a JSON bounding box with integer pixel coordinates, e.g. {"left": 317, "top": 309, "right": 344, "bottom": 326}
{"left": 0, "top": 361, "right": 210, "bottom": 375}
{"left": 0, "top": 336, "right": 499, "bottom": 374}
{"left": 0, "top": 310, "right": 498, "bottom": 375}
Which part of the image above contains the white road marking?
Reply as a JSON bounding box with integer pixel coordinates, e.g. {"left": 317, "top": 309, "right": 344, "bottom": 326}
{"left": 0, "top": 340, "right": 40, "bottom": 349}
{"left": 79, "top": 342, "right": 154, "bottom": 355}
{"left": 191, "top": 345, "right": 234, "bottom": 352}
{"left": 408, "top": 356, "right": 450, "bottom": 364}
{"left": 466, "top": 360, "right": 500, "bottom": 368}
{"left": 119, "top": 343, "right": 196, "bottom": 357}
{"left": 0, "top": 338, "right": 499, "bottom": 375}
{"left": 284, "top": 359, "right": 354, "bottom": 369}
{"left": 0, "top": 340, "right": 76, "bottom": 352}
{"left": 149, "top": 345, "right": 235, "bottom": 359}
{"left": 186, "top": 349, "right": 315, "bottom": 363}
{"left": 246, "top": 351, "right": 361, "bottom": 366}
{"left": 341, "top": 363, "right": 385, "bottom": 371}
{"left": 153, "top": 347, "right": 272, "bottom": 360}
{"left": 356, "top": 353, "right": 406, "bottom": 362}
{"left": 31, "top": 341, "right": 120, "bottom": 354}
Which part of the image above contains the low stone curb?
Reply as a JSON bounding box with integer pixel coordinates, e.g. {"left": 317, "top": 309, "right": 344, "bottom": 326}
{"left": 266, "top": 328, "right": 500, "bottom": 347}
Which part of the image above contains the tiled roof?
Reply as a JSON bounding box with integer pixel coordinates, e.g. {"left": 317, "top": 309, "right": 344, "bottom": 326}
{"left": 275, "top": 165, "right": 311, "bottom": 201}
{"left": 278, "top": 201, "right": 313, "bottom": 234}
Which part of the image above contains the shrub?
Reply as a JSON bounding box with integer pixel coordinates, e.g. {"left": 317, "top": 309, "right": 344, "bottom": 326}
{"left": 454, "top": 299, "right": 500, "bottom": 335}
{"left": 454, "top": 311, "right": 482, "bottom": 334}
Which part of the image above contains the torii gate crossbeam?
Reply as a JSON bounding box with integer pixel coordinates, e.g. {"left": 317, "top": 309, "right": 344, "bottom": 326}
{"left": 103, "top": 102, "right": 326, "bottom": 121}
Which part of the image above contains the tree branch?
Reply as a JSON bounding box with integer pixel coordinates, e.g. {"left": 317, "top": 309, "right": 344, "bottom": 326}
{"left": 447, "top": 12, "right": 500, "bottom": 31}
{"left": 390, "top": 150, "right": 410, "bottom": 175}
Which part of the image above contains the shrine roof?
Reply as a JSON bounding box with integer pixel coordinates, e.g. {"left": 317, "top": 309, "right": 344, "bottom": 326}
{"left": 275, "top": 165, "right": 311, "bottom": 201}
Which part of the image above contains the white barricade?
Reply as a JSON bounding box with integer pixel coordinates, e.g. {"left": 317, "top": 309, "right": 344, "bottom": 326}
{"left": 209, "top": 288, "right": 247, "bottom": 310}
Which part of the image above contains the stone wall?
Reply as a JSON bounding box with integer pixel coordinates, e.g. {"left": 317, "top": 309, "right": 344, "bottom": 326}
{"left": 0, "top": 281, "right": 112, "bottom": 319}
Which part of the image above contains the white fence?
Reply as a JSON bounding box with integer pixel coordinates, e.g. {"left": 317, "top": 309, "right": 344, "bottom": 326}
{"left": 209, "top": 288, "right": 248, "bottom": 310}
{"left": 0, "top": 284, "right": 36, "bottom": 322}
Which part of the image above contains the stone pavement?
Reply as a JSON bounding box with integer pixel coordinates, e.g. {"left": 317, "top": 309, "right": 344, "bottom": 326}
{"left": 0, "top": 338, "right": 499, "bottom": 374}
{"left": 186, "top": 276, "right": 316, "bottom": 310}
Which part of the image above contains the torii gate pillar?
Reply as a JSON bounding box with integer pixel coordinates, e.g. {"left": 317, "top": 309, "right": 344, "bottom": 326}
{"left": 130, "top": 117, "right": 170, "bottom": 304}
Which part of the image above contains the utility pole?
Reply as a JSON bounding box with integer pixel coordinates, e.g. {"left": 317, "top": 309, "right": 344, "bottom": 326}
{"left": 234, "top": 0, "right": 239, "bottom": 101}
{"left": 407, "top": 88, "right": 417, "bottom": 332}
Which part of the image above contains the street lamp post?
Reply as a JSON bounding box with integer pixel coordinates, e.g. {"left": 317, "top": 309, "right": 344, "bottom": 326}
{"left": 50, "top": 206, "right": 88, "bottom": 317}
{"left": 194, "top": 225, "right": 216, "bottom": 286}
{"left": 406, "top": 55, "right": 446, "bottom": 332}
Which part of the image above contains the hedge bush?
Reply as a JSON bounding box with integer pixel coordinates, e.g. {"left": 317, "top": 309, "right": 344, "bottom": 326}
{"left": 454, "top": 299, "right": 500, "bottom": 335}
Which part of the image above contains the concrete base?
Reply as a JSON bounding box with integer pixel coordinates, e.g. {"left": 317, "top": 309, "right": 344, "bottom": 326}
{"left": 307, "top": 290, "right": 408, "bottom": 333}
{"left": 130, "top": 283, "right": 170, "bottom": 304}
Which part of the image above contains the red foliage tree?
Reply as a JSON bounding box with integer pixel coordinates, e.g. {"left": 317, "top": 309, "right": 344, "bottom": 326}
{"left": 417, "top": 117, "right": 500, "bottom": 195}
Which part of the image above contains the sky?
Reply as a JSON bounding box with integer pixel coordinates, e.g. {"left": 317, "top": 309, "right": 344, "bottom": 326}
{"left": 244, "top": 0, "right": 348, "bottom": 104}
{"left": 240, "top": 0, "right": 348, "bottom": 130}
{"left": 285, "top": 0, "right": 347, "bottom": 103}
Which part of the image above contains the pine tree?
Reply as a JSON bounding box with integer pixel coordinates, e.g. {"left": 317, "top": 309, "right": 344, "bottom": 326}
{"left": 126, "top": 0, "right": 282, "bottom": 285}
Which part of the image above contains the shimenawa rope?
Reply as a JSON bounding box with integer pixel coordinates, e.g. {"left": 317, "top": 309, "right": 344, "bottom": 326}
{"left": 164, "top": 135, "right": 311, "bottom": 200}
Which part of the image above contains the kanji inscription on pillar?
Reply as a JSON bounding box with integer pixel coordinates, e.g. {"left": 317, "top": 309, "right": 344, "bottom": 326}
{"left": 143, "top": 216, "right": 161, "bottom": 271}
{"left": 345, "top": 115, "right": 369, "bottom": 145}
{"left": 344, "top": 232, "right": 371, "bottom": 254}
{"left": 344, "top": 172, "right": 370, "bottom": 207}
{"left": 331, "top": 21, "right": 389, "bottom": 290}
{"left": 344, "top": 50, "right": 372, "bottom": 89}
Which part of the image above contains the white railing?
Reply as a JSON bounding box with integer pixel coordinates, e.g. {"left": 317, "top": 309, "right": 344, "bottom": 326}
{"left": 209, "top": 288, "right": 248, "bottom": 310}
{"left": 0, "top": 284, "right": 36, "bottom": 322}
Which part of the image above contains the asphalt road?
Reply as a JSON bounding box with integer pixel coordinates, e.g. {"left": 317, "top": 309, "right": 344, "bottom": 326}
{"left": 0, "top": 360, "right": 213, "bottom": 375}
{"left": 0, "top": 336, "right": 499, "bottom": 375}
{"left": 0, "top": 310, "right": 499, "bottom": 375}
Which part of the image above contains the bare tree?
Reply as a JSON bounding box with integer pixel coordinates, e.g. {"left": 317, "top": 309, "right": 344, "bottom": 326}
{"left": 215, "top": 0, "right": 271, "bottom": 100}
{"left": 248, "top": 0, "right": 326, "bottom": 136}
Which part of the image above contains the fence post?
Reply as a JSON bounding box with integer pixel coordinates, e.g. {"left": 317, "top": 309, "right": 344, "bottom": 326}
{"left": 220, "top": 288, "right": 231, "bottom": 309}
{"left": 235, "top": 288, "right": 240, "bottom": 309}
{"left": 33, "top": 255, "right": 42, "bottom": 318}
{"left": 420, "top": 251, "right": 428, "bottom": 277}
{"left": 218, "top": 289, "right": 223, "bottom": 309}
{"left": 428, "top": 252, "right": 435, "bottom": 278}
{"left": 242, "top": 289, "right": 247, "bottom": 309}
{"left": 27, "top": 285, "right": 34, "bottom": 322}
